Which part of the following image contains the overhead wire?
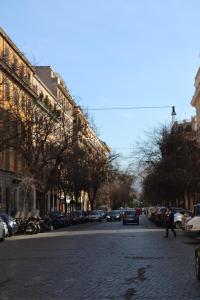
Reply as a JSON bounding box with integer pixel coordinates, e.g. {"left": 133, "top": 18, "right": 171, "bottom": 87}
{"left": 82, "top": 105, "right": 173, "bottom": 111}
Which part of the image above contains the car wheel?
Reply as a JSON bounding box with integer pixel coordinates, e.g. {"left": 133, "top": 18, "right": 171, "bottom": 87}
{"left": 8, "top": 230, "right": 13, "bottom": 237}
{"left": 175, "top": 222, "right": 182, "bottom": 229}
{"left": 195, "top": 250, "right": 200, "bottom": 280}
{"left": 0, "top": 230, "right": 5, "bottom": 242}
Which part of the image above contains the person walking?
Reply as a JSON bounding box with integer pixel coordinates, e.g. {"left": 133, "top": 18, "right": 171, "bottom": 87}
{"left": 164, "top": 207, "right": 176, "bottom": 238}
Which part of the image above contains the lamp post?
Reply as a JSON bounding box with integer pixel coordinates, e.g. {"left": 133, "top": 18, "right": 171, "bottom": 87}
{"left": 66, "top": 196, "right": 71, "bottom": 214}
{"left": 171, "top": 106, "right": 176, "bottom": 125}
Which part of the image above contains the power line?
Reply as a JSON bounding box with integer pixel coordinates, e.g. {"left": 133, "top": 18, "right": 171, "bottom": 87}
{"left": 82, "top": 105, "right": 172, "bottom": 111}
{"left": 112, "top": 147, "right": 136, "bottom": 150}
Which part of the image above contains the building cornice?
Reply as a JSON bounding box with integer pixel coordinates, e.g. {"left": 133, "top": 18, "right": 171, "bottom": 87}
{"left": 0, "top": 27, "right": 35, "bottom": 72}
{"left": 58, "top": 83, "right": 75, "bottom": 106}
{"left": 0, "top": 57, "right": 37, "bottom": 98}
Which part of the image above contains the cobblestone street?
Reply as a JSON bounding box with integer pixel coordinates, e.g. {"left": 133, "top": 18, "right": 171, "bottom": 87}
{"left": 0, "top": 214, "right": 200, "bottom": 300}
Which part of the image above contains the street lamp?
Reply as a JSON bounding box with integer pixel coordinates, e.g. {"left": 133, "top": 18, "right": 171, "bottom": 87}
{"left": 171, "top": 106, "right": 176, "bottom": 124}
{"left": 66, "top": 196, "right": 71, "bottom": 213}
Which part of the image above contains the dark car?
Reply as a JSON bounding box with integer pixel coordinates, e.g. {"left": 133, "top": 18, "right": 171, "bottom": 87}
{"left": 123, "top": 210, "right": 139, "bottom": 225}
{"left": 106, "top": 210, "right": 121, "bottom": 222}
{"left": 68, "top": 210, "right": 89, "bottom": 224}
{"left": 0, "top": 214, "right": 18, "bottom": 236}
{"left": 49, "top": 211, "right": 69, "bottom": 228}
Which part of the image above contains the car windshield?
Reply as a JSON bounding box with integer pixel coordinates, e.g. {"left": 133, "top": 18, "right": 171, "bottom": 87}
{"left": 125, "top": 211, "right": 136, "bottom": 216}
{"left": 90, "top": 211, "right": 100, "bottom": 215}
{"left": 171, "top": 208, "right": 184, "bottom": 214}
{"left": 50, "top": 212, "right": 60, "bottom": 216}
{"left": 0, "top": 214, "right": 11, "bottom": 221}
{"left": 109, "top": 210, "right": 120, "bottom": 215}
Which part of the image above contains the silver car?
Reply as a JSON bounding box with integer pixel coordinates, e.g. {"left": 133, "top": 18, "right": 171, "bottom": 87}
{"left": 88, "top": 211, "right": 102, "bottom": 222}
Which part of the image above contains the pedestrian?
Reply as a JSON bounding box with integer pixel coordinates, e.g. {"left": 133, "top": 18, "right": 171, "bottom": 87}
{"left": 164, "top": 207, "right": 176, "bottom": 238}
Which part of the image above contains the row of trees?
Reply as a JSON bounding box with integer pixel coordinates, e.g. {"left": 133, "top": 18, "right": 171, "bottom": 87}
{"left": 0, "top": 64, "right": 137, "bottom": 214}
{"left": 137, "top": 124, "right": 200, "bottom": 209}
{"left": 0, "top": 63, "right": 114, "bottom": 213}
{"left": 95, "top": 169, "right": 137, "bottom": 209}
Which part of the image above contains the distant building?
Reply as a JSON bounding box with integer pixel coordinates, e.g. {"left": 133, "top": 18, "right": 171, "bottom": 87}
{"left": 172, "top": 117, "right": 197, "bottom": 140}
{"left": 191, "top": 67, "right": 200, "bottom": 140}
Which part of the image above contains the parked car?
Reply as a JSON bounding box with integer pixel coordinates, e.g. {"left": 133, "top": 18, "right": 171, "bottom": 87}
{"left": 2, "top": 221, "right": 8, "bottom": 237}
{"left": 0, "top": 214, "right": 17, "bottom": 236}
{"left": 68, "top": 210, "right": 89, "bottom": 224}
{"left": 39, "top": 217, "right": 54, "bottom": 232}
{"left": 0, "top": 217, "right": 5, "bottom": 242}
{"left": 147, "top": 206, "right": 157, "bottom": 221}
{"left": 184, "top": 204, "right": 200, "bottom": 232}
{"left": 174, "top": 210, "right": 192, "bottom": 229}
{"left": 49, "top": 211, "right": 69, "bottom": 228}
{"left": 77, "top": 210, "right": 89, "bottom": 223}
{"left": 154, "top": 207, "right": 166, "bottom": 226}
{"left": 88, "top": 210, "right": 103, "bottom": 222}
{"left": 123, "top": 210, "right": 139, "bottom": 225}
{"left": 106, "top": 210, "right": 121, "bottom": 222}
{"left": 182, "top": 212, "right": 193, "bottom": 230}
{"left": 96, "top": 210, "right": 106, "bottom": 219}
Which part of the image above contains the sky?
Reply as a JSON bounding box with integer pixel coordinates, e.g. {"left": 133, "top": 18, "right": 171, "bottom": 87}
{"left": 0, "top": 0, "right": 199, "bottom": 168}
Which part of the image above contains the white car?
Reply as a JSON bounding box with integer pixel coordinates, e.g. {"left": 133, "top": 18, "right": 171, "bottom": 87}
{"left": 173, "top": 212, "right": 184, "bottom": 229}
{"left": 185, "top": 216, "right": 200, "bottom": 232}
{"left": 0, "top": 217, "right": 5, "bottom": 242}
{"left": 174, "top": 211, "right": 191, "bottom": 229}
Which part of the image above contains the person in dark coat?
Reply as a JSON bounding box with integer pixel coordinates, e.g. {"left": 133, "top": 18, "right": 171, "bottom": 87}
{"left": 164, "top": 207, "right": 176, "bottom": 238}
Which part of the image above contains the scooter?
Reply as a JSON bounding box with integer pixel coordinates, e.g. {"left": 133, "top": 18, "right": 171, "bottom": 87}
{"left": 25, "top": 217, "right": 40, "bottom": 234}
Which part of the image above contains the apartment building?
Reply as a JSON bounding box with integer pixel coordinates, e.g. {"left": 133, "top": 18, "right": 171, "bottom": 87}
{"left": 0, "top": 28, "right": 110, "bottom": 217}
{"left": 34, "top": 68, "right": 110, "bottom": 212}
{"left": 0, "top": 27, "right": 36, "bottom": 216}
{"left": 191, "top": 67, "right": 200, "bottom": 139}
{"left": 73, "top": 106, "right": 110, "bottom": 210}
{"left": 0, "top": 29, "right": 75, "bottom": 217}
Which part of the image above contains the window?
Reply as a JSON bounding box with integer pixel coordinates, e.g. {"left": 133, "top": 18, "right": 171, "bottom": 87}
{"left": 5, "top": 149, "right": 10, "bottom": 171}
{"left": 21, "top": 95, "right": 26, "bottom": 111}
{"left": 13, "top": 88, "right": 19, "bottom": 106}
{"left": 27, "top": 72, "right": 31, "bottom": 83}
{"left": 5, "top": 81, "right": 10, "bottom": 99}
{"left": 20, "top": 64, "right": 25, "bottom": 79}
{"left": 12, "top": 56, "right": 18, "bottom": 72}
{"left": 13, "top": 151, "right": 18, "bottom": 172}
{"left": 4, "top": 46, "right": 10, "bottom": 63}
{"left": 26, "top": 99, "right": 31, "bottom": 114}
{"left": 0, "top": 187, "right": 2, "bottom": 209}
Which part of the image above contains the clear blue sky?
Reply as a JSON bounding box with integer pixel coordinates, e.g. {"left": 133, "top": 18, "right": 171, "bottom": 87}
{"left": 0, "top": 0, "right": 199, "bottom": 168}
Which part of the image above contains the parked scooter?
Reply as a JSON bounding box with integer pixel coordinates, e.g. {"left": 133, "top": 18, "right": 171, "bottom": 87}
{"left": 25, "top": 217, "right": 40, "bottom": 234}
{"left": 15, "top": 218, "right": 29, "bottom": 234}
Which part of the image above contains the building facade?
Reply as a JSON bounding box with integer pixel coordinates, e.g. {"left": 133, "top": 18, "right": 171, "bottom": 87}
{"left": 0, "top": 27, "right": 110, "bottom": 217}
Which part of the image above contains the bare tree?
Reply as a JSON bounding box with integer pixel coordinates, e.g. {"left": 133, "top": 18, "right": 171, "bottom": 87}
{"left": 135, "top": 125, "right": 200, "bottom": 208}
